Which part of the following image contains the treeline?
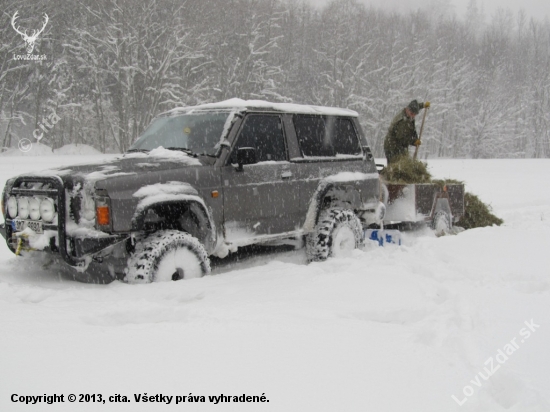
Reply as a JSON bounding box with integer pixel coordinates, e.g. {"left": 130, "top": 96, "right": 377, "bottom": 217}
{"left": 1, "top": 0, "right": 549, "bottom": 158}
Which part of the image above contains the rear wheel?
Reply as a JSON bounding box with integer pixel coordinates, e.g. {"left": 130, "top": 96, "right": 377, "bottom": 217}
{"left": 432, "top": 211, "right": 451, "bottom": 236}
{"left": 125, "top": 230, "right": 210, "bottom": 284}
{"left": 306, "top": 209, "right": 363, "bottom": 262}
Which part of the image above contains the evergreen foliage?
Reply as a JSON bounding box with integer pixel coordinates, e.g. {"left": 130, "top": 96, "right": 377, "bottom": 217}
{"left": 380, "top": 155, "right": 432, "bottom": 184}
{"left": 459, "top": 192, "right": 504, "bottom": 229}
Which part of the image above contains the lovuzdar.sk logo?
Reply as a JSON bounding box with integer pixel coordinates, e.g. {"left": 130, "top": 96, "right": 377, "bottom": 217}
{"left": 11, "top": 11, "right": 48, "bottom": 61}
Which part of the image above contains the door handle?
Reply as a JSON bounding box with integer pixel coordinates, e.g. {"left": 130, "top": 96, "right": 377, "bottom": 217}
{"left": 281, "top": 171, "right": 292, "bottom": 179}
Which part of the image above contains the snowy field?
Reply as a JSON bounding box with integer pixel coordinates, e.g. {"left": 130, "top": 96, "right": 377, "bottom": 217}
{"left": 0, "top": 154, "right": 549, "bottom": 411}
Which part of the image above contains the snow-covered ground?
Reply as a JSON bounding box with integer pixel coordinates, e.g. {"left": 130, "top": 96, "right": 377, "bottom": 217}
{"left": 1, "top": 155, "right": 549, "bottom": 411}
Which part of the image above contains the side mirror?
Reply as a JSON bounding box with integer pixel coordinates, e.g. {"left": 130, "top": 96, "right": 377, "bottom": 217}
{"left": 236, "top": 147, "right": 257, "bottom": 171}
{"left": 362, "top": 145, "right": 374, "bottom": 161}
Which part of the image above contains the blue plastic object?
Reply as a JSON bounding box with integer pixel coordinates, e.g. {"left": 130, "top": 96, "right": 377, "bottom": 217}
{"left": 364, "top": 229, "right": 402, "bottom": 246}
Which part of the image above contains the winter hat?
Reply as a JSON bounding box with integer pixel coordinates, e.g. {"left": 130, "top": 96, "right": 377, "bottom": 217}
{"left": 407, "top": 100, "right": 420, "bottom": 114}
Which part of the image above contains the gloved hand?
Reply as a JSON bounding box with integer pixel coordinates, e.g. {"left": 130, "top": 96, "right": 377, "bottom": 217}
{"left": 414, "top": 139, "right": 421, "bottom": 147}
{"left": 423, "top": 101, "right": 430, "bottom": 109}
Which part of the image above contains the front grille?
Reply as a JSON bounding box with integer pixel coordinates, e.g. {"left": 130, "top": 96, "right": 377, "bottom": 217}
{"left": 4, "top": 176, "right": 80, "bottom": 266}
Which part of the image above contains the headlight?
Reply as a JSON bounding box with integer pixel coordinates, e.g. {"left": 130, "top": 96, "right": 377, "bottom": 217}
{"left": 18, "top": 197, "right": 30, "bottom": 219}
{"left": 29, "top": 197, "right": 42, "bottom": 221}
{"left": 7, "top": 196, "right": 18, "bottom": 218}
{"left": 40, "top": 197, "right": 56, "bottom": 222}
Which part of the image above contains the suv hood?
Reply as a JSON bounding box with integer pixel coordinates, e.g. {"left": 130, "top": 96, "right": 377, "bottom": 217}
{"left": 22, "top": 148, "right": 208, "bottom": 184}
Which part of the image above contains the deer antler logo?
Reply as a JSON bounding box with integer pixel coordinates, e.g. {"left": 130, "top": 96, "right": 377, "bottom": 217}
{"left": 11, "top": 11, "right": 49, "bottom": 54}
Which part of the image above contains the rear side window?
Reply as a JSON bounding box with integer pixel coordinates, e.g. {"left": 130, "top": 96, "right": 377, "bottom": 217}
{"left": 293, "top": 115, "right": 360, "bottom": 157}
{"left": 293, "top": 116, "right": 332, "bottom": 157}
{"left": 333, "top": 118, "right": 361, "bottom": 155}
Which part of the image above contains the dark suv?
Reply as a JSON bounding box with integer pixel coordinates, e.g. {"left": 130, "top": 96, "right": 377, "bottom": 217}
{"left": 1, "top": 99, "right": 383, "bottom": 283}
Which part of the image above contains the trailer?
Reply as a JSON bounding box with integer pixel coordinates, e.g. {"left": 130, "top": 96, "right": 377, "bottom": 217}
{"left": 383, "top": 182, "right": 464, "bottom": 233}
{"left": 365, "top": 181, "right": 464, "bottom": 246}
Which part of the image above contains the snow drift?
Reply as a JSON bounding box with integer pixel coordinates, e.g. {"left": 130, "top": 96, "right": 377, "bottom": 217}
{"left": 0, "top": 156, "right": 549, "bottom": 412}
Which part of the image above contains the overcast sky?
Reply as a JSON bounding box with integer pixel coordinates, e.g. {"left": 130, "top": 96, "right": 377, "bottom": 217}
{"left": 307, "top": 0, "right": 550, "bottom": 22}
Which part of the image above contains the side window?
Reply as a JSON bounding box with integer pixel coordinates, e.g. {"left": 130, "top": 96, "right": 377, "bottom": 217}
{"left": 293, "top": 115, "right": 360, "bottom": 157}
{"left": 230, "top": 115, "right": 286, "bottom": 163}
{"left": 293, "top": 115, "right": 332, "bottom": 157}
{"left": 333, "top": 118, "right": 361, "bottom": 155}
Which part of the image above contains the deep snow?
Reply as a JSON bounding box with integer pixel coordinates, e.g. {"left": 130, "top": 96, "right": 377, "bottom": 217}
{"left": 0, "top": 154, "right": 549, "bottom": 411}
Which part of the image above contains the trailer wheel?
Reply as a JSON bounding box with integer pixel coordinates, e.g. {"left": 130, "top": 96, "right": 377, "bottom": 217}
{"left": 432, "top": 211, "right": 451, "bottom": 236}
{"left": 125, "top": 230, "right": 210, "bottom": 284}
{"left": 306, "top": 209, "right": 363, "bottom": 262}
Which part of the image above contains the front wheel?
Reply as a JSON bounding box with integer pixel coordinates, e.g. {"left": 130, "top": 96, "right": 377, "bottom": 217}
{"left": 125, "top": 230, "right": 211, "bottom": 284}
{"left": 306, "top": 209, "right": 363, "bottom": 262}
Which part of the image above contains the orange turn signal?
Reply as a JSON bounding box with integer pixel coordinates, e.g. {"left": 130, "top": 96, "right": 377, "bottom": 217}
{"left": 96, "top": 206, "right": 110, "bottom": 226}
{"left": 211, "top": 190, "right": 219, "bottom": 198}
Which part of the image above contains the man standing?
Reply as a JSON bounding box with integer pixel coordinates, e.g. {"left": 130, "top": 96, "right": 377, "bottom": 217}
{"left": 384, "top": 100, "right": 430, "bottom": 165}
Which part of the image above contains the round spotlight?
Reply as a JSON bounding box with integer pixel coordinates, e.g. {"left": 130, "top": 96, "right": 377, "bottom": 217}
{"left": 18, "top": 197, "right": 30, "bottom": 219}
{"left": 29, "top": 197, "right": 42, "bottom": 221}
{"left": 7, "top": 196, "right": 18, "bottom": 218}
{"left": 40, "top": 198, "right": 56, "bottom": 222}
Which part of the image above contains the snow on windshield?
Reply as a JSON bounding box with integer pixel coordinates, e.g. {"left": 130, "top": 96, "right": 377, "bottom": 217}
{"left": 129, "top": 112, "right": 229, "bottom": 155}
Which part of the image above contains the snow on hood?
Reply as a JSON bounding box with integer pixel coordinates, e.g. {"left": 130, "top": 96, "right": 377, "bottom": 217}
{"left": 21, "top": 147, "right": 201, "bottom": 184}
{"left": 80, "top": 166, "right": 135, "bottom": 185}
{"left": 164, "top": 98, "right": 358, "bottom": 117}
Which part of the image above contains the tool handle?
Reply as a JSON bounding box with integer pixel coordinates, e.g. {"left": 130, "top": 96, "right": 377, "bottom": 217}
{"left": 413, "top": 107, "right": 429, "bottom": 160}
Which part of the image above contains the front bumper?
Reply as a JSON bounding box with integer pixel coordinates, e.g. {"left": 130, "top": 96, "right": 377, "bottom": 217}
{"left": 73, "top": 234, "right": 128, "bottom": 257}
{"left": 3, "top": 218, "right": 127, "bottom": 260}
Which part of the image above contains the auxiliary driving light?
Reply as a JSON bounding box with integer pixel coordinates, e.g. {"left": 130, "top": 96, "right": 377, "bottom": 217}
{"left": 18, "top": 197, "right": 30, "bottom": 219}
{"left": 29, "top": 197, "right": 41, "bottom": 221}
{"left": 7, "top": 196, "right": 18, "bottom": 218}
{"left": 40, "top": 198, "right": 56, "bottom": 222}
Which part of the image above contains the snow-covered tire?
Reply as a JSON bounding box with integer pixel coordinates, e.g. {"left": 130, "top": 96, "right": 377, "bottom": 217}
{"left": 125, "top": 230, "right": 210, "bottom": 284}
{"left": 432, "top": 211, "right": 451, "bottom": 236}
{"left": 306, "top": 209, "right": 363, "bottom": 262}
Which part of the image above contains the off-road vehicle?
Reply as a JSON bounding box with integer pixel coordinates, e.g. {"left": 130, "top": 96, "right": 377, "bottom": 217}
{"left": 1, "top": 99, "right": 383, "bottom": 283}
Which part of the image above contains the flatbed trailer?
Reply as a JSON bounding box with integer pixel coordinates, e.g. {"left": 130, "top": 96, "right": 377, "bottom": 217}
{"left": 382, "top": 182, "right": 465, "bottom": 233}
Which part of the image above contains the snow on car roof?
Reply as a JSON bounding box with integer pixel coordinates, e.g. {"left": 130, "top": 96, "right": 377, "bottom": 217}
{"left": 163, "top": 98, "right": 358, "bottom": 117}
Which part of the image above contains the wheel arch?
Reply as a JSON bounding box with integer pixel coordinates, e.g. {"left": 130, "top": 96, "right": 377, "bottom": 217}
{"left": 132, "top": 199, "right": 216, "bottom": 253}
{"left": 302, "top": 181, "right": 365, "bottom": 232}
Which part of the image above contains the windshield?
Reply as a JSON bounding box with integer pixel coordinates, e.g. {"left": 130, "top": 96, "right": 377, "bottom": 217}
{"left": 129, "top": 112, "right": 230, "bottom": 156}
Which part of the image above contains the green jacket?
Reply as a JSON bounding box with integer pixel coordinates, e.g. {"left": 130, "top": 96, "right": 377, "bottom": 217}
{"left": 383, "top": 109, "right": 420, "bottom": 163}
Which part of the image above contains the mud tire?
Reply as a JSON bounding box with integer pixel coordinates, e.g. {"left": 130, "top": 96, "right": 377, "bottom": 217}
{"left": 125, "top": 230, "right": 210, "bottom": 284}
{"left": 306, "top": 209, "right": 363, "bottom": 262}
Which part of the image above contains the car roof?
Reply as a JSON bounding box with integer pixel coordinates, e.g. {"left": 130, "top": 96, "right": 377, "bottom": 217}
{"left": 161, "top": 98, "right": 359, "bottom": 118}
